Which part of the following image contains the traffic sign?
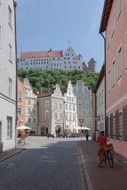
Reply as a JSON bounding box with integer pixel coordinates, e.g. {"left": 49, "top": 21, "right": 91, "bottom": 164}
{"left": 79, "top": 118, "right": 84, "bottom": 127}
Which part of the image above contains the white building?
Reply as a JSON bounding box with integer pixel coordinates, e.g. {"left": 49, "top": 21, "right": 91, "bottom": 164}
{"left": 73, "top": 80, "right": 92, "bottom": 131}
{"left": 17, "top": 47, "right": 84, "bottom": 71}
{"left": 93, "top": 65, "right": 105, "bottom": 134}
{"left": 24, "top": 78, "right": 38, "bottom": 134}
{"left": 38, "top": 84, "right": 64, "bottom": 136}
{"left": 63, "top": 81, "right": 78, "bottom": 133}
{"left": 0, "top": 0, "right": 17, "bottom": 151}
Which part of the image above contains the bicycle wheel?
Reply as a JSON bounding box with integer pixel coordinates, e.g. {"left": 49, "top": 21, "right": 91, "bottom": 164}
{"left": 107, "top": 151, "right": 114, "bottom": 168}
{"left": 20, "top": 139, "right": 25, "bottom": 146}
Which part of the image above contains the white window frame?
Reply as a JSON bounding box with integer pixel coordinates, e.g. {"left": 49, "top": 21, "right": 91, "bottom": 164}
{"left": 9, "top": 43, "right": 12, "bottom": 62}
{"left": 0, "top": 25, "right": 1, "bottom": 49}
{"left": 107, "top": 69, "right": 111, "bottom": 94}
{"left": 8, "top": 5, "right": 12, "bottom": 27}
{"left": 125, "top": 31, "right": 127, "bottom": 69}
{"left": 17, "top": 92, "right": 21, "bottom": 101}
{"left": 0, "top": 121, "right": 2, "bottom": 140}
{"left": 117, "top": 45, "right": 122, "bottom": 80}
{"left": 45, "top": 101, "right": 50, "bottom": 109}
{"left": 33, "top": 117, "right": 36, "bottom": 123}
{"left": 117, "top": 0, "right": 121, "bottom": 22}
{"left": 111, "top": 59, "right": 115, "bottom": 87}
{"left": 8, "top": 78, "right": 12, "bottom": 97}
{"left": 17, "top": 107, "right": 21, "bottom": 115}
{"left": 28, "top": 118, "right": 31, "bottom": 123}
{"left": 7, "top": 117, "right": 12, "bottom": 139}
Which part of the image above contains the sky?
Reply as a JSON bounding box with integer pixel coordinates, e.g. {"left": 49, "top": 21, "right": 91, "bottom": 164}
{"left": 16, "top": 0, "right": 105, "bottom": 71}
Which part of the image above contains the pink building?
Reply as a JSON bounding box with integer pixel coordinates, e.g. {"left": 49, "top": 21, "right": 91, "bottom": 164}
{"left": 100, "top": 0, "right": 127, "bottom": 158}
{"left": 17, "top": 78, "right": 26, "bottom": 127}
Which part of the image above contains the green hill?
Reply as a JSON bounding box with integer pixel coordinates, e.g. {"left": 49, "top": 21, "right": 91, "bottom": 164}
{"left": 18, "top": 68, "right": 99, "bottom": 92}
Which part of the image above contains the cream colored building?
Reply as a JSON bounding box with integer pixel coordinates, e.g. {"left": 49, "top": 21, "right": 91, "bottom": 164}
{"left": 24, "top": 78, "right": 37, "bottom": 134}
{"left": 63, "top": 81, "right": 78, "bottom": 133}
{"left": 38, "top": 84, "right": 64, "bottom": 136}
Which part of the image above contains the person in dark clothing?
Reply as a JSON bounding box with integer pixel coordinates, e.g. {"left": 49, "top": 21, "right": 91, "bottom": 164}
{"left": 85, "top": 132, "right": 89, "bottom": 141}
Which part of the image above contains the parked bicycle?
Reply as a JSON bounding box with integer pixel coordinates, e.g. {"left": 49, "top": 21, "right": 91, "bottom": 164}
{"left": 17, "top": 137, "right": 25, "bottom": 146}
{"left": 98, "top": 143, "right": 114, "bottom": 168}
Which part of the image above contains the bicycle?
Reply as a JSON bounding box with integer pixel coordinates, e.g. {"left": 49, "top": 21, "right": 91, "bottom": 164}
{"left": 17, "top": 137, "right": 25, "bottom": 146}
{"left": 98, "top": 143, "right": 114, "bottom": 168}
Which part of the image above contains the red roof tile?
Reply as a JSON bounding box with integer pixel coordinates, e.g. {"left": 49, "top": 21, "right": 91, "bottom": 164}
{"left": 20, "top": 50, "right": 63, "bottom": 59}
{"left": 37, "top": 91, "right": 53, "bottom": 98}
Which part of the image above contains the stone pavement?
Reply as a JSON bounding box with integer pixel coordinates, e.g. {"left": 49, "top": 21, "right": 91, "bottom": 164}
{"left": 79, "top": 140, "right": 127, "bottom": 190}
{"left": 0, "top": 148, "right": 26, "bottom": 162}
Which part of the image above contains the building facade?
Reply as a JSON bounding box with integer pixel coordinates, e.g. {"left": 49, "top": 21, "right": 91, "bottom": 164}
{"left": 24, "top": 78, "right": 38, "bottom": 134}
{"left": 73, "top": 80, "right": 92, "bottom": 132}
{"left": 17, "top": 78, "right": 26, "bottom": 128}
{"left": 100, "top": 0, "right": 127, "bottom": 158}
{"left": 17, "top": 47, "right": 96, "bottom": 72}
{"left": 63, "top": 81, "right": 78, "bottom": 133}
{"left": 0, "top": 0, "right": 16, "bottom": 151}
{"left": 38, "top": 84, "right": 64, "bottom": 136}
{"left": 93, "top": 65, "right": 105, "bottom": 138}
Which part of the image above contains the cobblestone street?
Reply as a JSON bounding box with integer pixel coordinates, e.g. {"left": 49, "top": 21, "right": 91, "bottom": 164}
{"left": 0, "top": 137, "right": 87, "bottom": 190}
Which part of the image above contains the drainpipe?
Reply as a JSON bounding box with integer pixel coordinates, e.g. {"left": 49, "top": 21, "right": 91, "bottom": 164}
{"left": 14, "top": 0, "right": 17, "bottom": 148}
{"left": 100, "top": 32, "right": 106, "bottom": 134}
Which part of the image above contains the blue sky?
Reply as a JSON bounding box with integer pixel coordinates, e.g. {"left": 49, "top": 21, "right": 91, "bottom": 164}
{"left": 16, "top": 0, "right": 104, "bottom": 71}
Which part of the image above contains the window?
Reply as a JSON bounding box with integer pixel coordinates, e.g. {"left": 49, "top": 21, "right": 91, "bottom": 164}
{"left": 107, "top": 70, "right": 111, "bottom": 94}
{"left": 8, "top": 78, "right": 12, "bottom": 97}
{"left": 28, "top": 100, "right": 31, "bottom": 105}
{"left": 0, "top": 121, "right": 2, "bottom": 140}
{"left": 125, "top": 32, "right": 127, "bottom": 69}
{"left": 7, "top": 117, "right": 12, "bottom": 139}
{"left": 111, "top": 10, "right": 115, "bottom": 38}
{"left": 17, "top": 107, "right": 21, "bottom": 115}
{"left": 111, "top": 60, "right": 115, "bottom": 87}
{"left": 17, "top": 92, "right": 21, "bottom": 101}
{"left": 54, "top": 113, "right": 57, "bottom": 119}
{"left": 33, "top": 118, "right": 36, "bottom": 123}
{"left": 45, "top": 110, "right": 49, "bottom": 118}
{"left": 28, "top": 108, "right": 31, "bottom": 114}
{"left": 59, "top": 103, "right": 62, "bottom": 109}
{"left": 9, "top": 43, "right": 12, "bottom": 62}
{"left": 28, "top": 118, "right": 31, "bottom": 123}
{"left": 117, "top": 47, "right": 122, "bottom": 80}
{"left": 45, "top": 101, "right": 50, "bottom": 108}
{"left": 60, "top": 113, "right": 63, "bottom": 120}
{"left": 0, "top": 25, "right": 1, "bottom": 48}
{"left": 117, "top": 0, "right": 121, "bottom": 21}
{"left": 8, "top": 6, "right": 12, "bottom": 27}
{"left": 33, "top": 109, "right": 36, "bottom": 113}
{"left": 54, "top": 103, "right": 57, "bottom": 109}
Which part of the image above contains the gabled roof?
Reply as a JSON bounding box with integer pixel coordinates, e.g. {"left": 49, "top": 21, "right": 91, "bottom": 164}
{"left": 37, "top": 92, "right": 53, "bottom": 98}
{"left": 20, "top": 50, "right": 63, "bottom": 59}
{"left": 99, "top": 0, "right": 113, "bottom": 33}
{"left": 88, "top": 58, "right": 96, "bottom": 63}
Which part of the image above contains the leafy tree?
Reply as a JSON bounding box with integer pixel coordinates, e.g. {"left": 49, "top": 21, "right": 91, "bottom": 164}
{"left": 17, "top": 68, "right": 99, "bottom": 92}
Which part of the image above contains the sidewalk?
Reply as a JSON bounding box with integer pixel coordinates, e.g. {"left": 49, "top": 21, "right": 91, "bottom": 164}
{"left": 0, "top": 148, "right": 26, "bottom": 162}
{"left": 79, "top": 140, "right": 127, "bottom": 190}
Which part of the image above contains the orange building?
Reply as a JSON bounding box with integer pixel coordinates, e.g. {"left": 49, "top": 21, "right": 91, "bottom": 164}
{"left": 100, "top": 0, "right": 127, "bottom": 158}
{"left": 17, "top": 78, "right": 26, "bottom": 128}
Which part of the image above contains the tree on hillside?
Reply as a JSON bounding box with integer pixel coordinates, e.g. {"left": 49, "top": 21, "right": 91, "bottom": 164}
{"left": 17, "top": 69, "right": 99, "bottom": 92}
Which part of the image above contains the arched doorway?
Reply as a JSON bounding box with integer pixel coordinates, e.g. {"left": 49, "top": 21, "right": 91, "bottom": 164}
{"left": 40, "top": 125, "right": 48, "bottom": 136}
{"left": 55, "top": 125, "right": 62, "bottom": 137}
